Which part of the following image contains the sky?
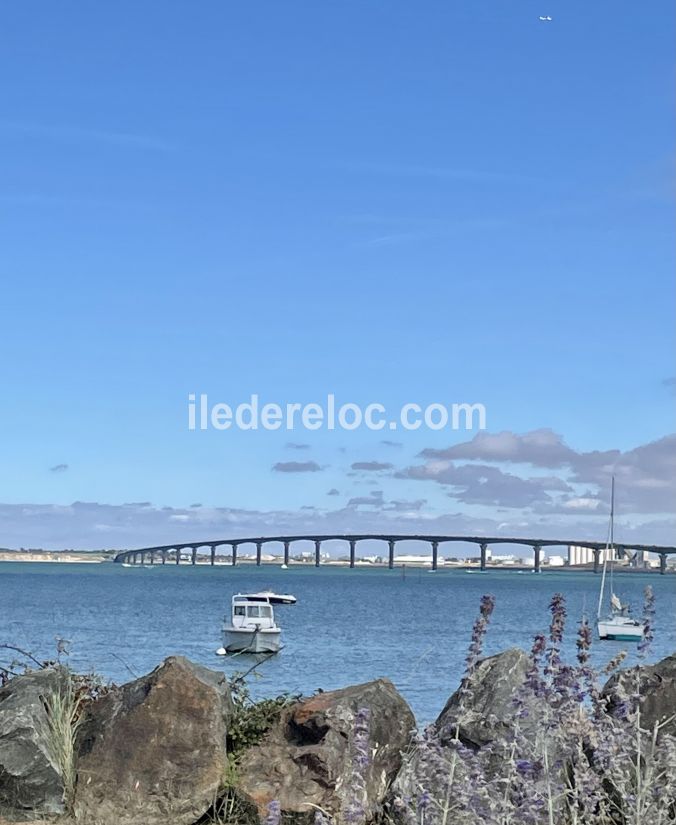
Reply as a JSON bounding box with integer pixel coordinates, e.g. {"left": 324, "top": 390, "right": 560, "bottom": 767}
{"left": 0, "top": 1, "right": 674, "bottom": 551}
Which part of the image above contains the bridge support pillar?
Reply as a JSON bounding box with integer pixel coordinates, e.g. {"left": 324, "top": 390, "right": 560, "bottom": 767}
{"left": 593, "top": 548, "right": 601, "bottom": 574}
{"left": 315, "top": 540, "right": 321, "bottom": 567}
{"left": 283, "top": 540, "right": 290, "bottom": 566}
{"left": 431, "top": 540, "right": 438, "bottom": 571}
{"left": 256, "top": 542, "right": 262, "bottom": 566}
{"left": 191, "top": 547, "right": 197, "bottom": 566}
{"left": 161, "top": 550, "right": 167, "bottom": 565}
{"left": 175, "top": 548, "right": 180, "bottom": 565}
{"left": 149, "top": 552, "right": 155, "bottom": 565}
{"left": 210, "top": 545, "right": 216, "bottom": 566}
{"left": 388, "top": 540, "right": 395, "bottom": 569}
{"left": 140, "top": 552, "right": 145, "bottom": 566}
{"left": 480, "top": 542, "right": 488, "bottom": 572}
{"left": 533, "top": 544, "right": 541, "bottom": 573}
{"left": 231, "top": 544, "right": 237, "bottom": 566}
{"left": 660, "top": 553, "right": 667, "bottom": 575}
{"left": 349, "top": 540, "right": 356, "bottom": 568}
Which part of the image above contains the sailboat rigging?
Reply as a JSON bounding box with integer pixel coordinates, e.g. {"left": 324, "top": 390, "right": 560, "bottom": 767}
{"left": 596, "top": 477, "right": 643, "bottom": 642}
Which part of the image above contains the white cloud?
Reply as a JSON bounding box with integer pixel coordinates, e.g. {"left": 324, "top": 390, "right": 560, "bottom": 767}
{"left": 410, "top": 430, "right": 676, "bottom": 514}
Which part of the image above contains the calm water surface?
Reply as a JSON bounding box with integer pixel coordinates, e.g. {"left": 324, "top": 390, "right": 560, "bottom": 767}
{"left": 1, "top": 563, "right": 674, "bottom": 723}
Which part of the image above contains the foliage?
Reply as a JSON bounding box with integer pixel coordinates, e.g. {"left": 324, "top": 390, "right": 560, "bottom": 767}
{"left": 0, "top": 642, "right": 53, "bottom": 684}
{"left": 198, "top": 786, "right": 260, "bottom": 825}
{"left": 388, "top": 586, "right": 676, "bottom": 825}
{"left": 43, "top": 671, "right": 84, "bottom": 814}
{"left": 1, "top": 641, "right": 111, "bottom": 817}
{"left": 227, "top": 676, "right": 301, "bottom": 759}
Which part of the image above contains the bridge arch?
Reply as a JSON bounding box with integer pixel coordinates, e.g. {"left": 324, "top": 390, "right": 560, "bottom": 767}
{"left": 113, "top": 535, "right": 676, "bottom": 574}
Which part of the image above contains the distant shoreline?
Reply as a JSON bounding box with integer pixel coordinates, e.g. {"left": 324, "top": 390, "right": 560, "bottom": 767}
{"left": 0, "top": 552, "right": 109, "bottom": 564}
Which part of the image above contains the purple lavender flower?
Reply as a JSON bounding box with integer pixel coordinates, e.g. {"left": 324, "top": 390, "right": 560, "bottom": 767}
{"left": 461, "top": 594, "right": 495, "bottom": 693}
{"left": 549, "top": 593, "right": 567, "bottom": 646}
{"left": 576, "top": 618, "right": 592, "bottom": 667}
{"left": 515, "top": 758, "right": 538, "bottom": 778}
{"left": 313, "top": 809, "right": 332, "bottom": 825}
{"left": 417, "top": 789, "right": 431, "bottom": 811}
{"left": 521, "top": 632, "right": 547, "bottom": 701}
{"left": 343, "top": 706, "right": 371, "bottom": 824}
{"left": 388, "top": 591, "right": 676, "bottom": 825}
{"left": 265, "top": 799, "right": 281, "bottom": 825}
{"left": 638, "top": 585, "right": 655, "bottom": 656}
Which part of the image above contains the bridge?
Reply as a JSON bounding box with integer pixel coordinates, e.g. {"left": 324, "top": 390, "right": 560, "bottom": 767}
{"left": 113, "top": 534, "right": 676, "bottom": 574}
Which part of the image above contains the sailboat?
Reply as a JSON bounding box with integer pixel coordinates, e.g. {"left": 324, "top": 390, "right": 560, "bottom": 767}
{"left": 596, "top": 478, "right": 643, "bottom": 642}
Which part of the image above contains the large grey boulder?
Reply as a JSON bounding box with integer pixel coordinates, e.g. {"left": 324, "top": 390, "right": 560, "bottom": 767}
{"left": 0, "top": 668, "right": 68, "bottom": 817}
{"left": 603, "top": 652, "right": 676, "bottom": 738}
{"left": 389, "top": 648, "right": 547, "bottom": 823}
{"left": 236, "top": 678, "right": 415, "bottom": 823}
{"left": 435, "top": 647, "right": 532, "bottom": 747}
{"left": 74, "top": 656, "right": 233, "bottom": 825}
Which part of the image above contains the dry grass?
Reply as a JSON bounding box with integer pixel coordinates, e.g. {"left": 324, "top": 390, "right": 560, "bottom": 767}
{"left": 43, "top": 673, "right": 85, "bottom": 815}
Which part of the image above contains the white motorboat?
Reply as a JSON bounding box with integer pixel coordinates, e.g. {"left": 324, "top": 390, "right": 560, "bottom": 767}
{"left": 596, "top": 478, "right": 643, "bottom": 642}
{"left": 221, "top": 592, "right": 296, "bottom": 654}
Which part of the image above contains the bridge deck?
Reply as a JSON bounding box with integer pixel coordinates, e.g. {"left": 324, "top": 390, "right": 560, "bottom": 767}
{"left": 114, "top": 534, "right": 676, "bottom": 573}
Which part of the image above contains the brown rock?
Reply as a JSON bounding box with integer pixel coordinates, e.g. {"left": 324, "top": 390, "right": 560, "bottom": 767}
{"left": 236, "top": 679, "right": 415, "bottom": 823}
{"left": 74, "top": 656, "right": 232, "bottom": 825}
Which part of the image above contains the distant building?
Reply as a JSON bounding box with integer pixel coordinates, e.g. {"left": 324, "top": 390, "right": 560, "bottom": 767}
{"left": 547, "top": 555, "right": 566, "bottom": 567}
{"left": 568, "top": 545, "right": 613, "bottom": 566}
{"left": 395, "top": 554, "right": 445, "bottom": 566}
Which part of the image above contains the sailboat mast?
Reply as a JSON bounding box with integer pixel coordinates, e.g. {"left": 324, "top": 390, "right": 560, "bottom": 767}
{"left": 597, "top": 553, "right": 607, "bottom": 619}
{"left": 609, "top": 476, "right": 615, "bottom": 595}
{"left": 597, "top": 476, "right": 614, "bottom": 620}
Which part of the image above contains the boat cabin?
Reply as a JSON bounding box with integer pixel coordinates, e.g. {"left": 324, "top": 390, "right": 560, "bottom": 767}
{"left": 230, "top": 592, "right": 296, "bottom": 630}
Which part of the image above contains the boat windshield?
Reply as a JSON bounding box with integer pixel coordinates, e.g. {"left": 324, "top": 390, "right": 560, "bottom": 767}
{"left": 246, "top": 605, "right": 272, "bottom": 618}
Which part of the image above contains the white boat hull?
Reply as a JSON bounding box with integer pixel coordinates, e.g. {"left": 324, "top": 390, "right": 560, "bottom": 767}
{"left": 597, "top": 619, "right": 643, "bottom": 642}
{"left": 222, "top": 626, "right": 281, "bottom": 653}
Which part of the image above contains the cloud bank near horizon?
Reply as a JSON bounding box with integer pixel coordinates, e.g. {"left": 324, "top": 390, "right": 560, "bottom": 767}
{"left": 6, "top": 429, "right": 674, "bottom": 551}
{"left": 1, "top": 497, "right": 673, "bottom": 553}
{"left": 400, "top": 430, "right": 675, "bottom": 514}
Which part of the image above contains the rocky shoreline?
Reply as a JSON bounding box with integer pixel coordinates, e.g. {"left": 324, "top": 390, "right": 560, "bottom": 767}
{"left": 1, "top": 647, "right": 675, "bottom": 825}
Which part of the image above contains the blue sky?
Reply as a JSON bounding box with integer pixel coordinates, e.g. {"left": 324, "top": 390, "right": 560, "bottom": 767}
{"left": 0, "top": 1, "right": 674, "bottom": 549}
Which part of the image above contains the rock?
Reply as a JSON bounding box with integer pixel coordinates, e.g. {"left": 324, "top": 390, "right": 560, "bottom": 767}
{"left": 0, "top": 667, "right": 68, "bottom": 817}
{"left": 0, "top": 819, "right": 55, "bottom": 824}
{"left": 389, "top": 649, "right": 543, "bottom": 822}
{"left": 435, "top": 647, "right": 531, "bottom": 748}
{"left": 74, "top": 656, "right": 233, "bottom": 825}
{"left": 603, "top": 652, "right": 676, "bottom": 738}
{"left": 235, "top": 678, "right": 415, "bottom": 823}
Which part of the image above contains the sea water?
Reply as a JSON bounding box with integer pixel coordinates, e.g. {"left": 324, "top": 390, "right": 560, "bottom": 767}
{"left": 0, "top": 563, "right": 673, "bottom": 723}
